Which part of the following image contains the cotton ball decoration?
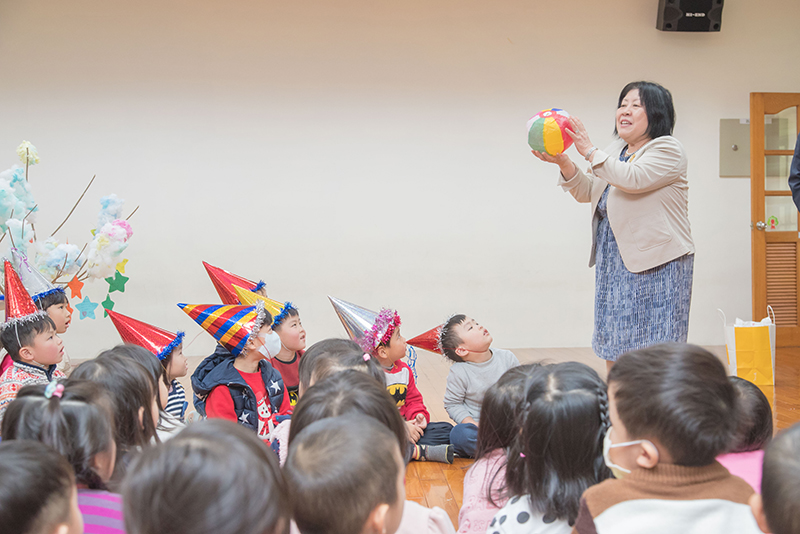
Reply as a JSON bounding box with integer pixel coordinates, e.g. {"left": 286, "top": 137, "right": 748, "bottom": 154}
{"left": 527, "top": 108, "right": 574, "bottom": 156}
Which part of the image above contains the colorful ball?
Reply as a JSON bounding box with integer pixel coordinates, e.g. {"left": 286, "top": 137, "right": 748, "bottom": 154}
{"left": 527, "top": 108, "right": 574, "bottom": 156}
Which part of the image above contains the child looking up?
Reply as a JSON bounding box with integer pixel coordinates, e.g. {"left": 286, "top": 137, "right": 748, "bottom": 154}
{"left": 490, "top": 362, "right": 611, "bottom": 533}
{"left": 440, "top": 314, "right": 519, "bottom": 458}
{"left": 123, "top": 418, "right": 288, "bottom": 534}
{"left": 329, "top": 297, "right": 454, "bottom": 463}
{"left": 574, "top": 343, "right": 760, "bottom": 534}
{"left": 0, "top": 440, "right": 83, "bottom": 534}
{"left": 717, "top": 377, "right": 773, "bottom": 492}
{"left": 185, "top": 302, "right": 290, "bottom": 439}
{"left": 750, "top": 422, "right": 800, "bottom": 534}
{"left": 2, "top": 379, "right": 124, "bottom": 533}
{"left": 458, "top": 364, "right": 540, "bottom": 534}
{"left": 286, "top": 415, "right": 407, "bottom": 534}
{"left": 0, "top": 261, "right": 65, "bottom": 428}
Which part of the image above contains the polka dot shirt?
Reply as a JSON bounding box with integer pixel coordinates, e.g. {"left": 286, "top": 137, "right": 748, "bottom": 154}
{"left": 487, "top": 495, "right": 570, "bottom": 534}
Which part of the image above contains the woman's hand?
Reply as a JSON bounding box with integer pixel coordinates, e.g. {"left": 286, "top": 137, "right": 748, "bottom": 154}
{"left": 532, "top": 150, "right": 577, "bottom": 178}
{"left": 565, "top": 116, "right": 594, "bottom": 158}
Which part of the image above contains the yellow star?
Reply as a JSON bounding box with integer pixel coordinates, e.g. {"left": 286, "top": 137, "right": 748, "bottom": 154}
{"left": 116, "top": 259, "right": 129, "bottom": 274}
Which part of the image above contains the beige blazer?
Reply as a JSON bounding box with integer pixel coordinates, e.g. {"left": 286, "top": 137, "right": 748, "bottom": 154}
{"left": 558, "top": 135, "right": 694, "bottom": 273}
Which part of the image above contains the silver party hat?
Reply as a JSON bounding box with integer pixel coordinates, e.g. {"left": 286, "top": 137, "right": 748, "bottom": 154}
{"left": 328, "top": 296, "right": 400, "bottom": 353}
{"left": 10, "top": 248, "right": 64, "bottom": 303}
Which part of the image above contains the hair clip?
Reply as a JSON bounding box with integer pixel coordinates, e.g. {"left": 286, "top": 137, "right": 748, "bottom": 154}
{"left": 44, "top": 380, "right": 64, "bottom": 400}
{"left": 519, "top": 452, "right": 526, "bottom": 458}
{"left": 363, "top": 353, "right": 371, "bottom": 362}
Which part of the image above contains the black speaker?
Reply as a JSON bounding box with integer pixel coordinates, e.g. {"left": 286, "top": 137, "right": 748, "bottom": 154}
{"left": 656, "top": 0, "right": 723, "bottom": 32}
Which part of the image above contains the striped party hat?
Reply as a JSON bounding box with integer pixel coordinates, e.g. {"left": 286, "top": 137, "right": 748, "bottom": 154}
{"left": 178, "top": 301, "right": 268, "bottom": 356}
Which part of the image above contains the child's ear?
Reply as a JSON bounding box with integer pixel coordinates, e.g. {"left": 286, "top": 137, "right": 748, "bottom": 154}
{"left": 749, "top": 493, "right": 771, "bottom": 533}
{"left": 17, "top": 346, "right": 35, "bottom": 363}
{"left": 635, "top": 441, "right": 660, "bottom": 469}
{"left": 376, "top": 345, "right": 387, "bottom": 359}
{"left": 52, "top": 524, "right": 69, "bottom": 534}
{"left": 455, "top": 346, "right": 468, "bottom": 358}
{"left": 362, "top": 503, "right": 390, "bottom": 534}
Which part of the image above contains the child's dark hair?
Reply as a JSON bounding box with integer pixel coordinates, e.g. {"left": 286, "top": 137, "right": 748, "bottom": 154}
{"left": 507, "top": 362, "right": 611, "bottom": 525}
{"left": 71, "top": 352, "right": 159, "bottom": 483}
{"left": 439, "top": 314, "right": 466, "bottom": 362}
{"left": 0, "top": 440, "right": 76, "bottom": 534}
{"left": 123, "top": 418, "right": 288, "bottom": 534}
{"left": 0, "top": 314, "right": 56, "bottom": 361}
{"left": 289, "top": 370, "right": 408, "bottom": 462}
{"left": 2, "top": 379, "right": 116, "bottom": 490}
{"left": 108, "top": 343, "right": 170, "bottom": 395}
{"left": 272, "top": 307, "right": 300, "bottom": 332}
{"left": 728, "top": 376, "right": 773, "bottom": 453}
{"left": 298, "top": 338, "right": 384, "bottom": 391}
{"left": 761, "top": 423, "right": 800, "bottom": 534}
{"left": 608, "top": 343, "right": 738, "bottom": 466}
{"left": 34, "top": 289, "right": 69, "bottom": 312}
{"left": 285, "top": 415, "right": 402, "bottom": 534}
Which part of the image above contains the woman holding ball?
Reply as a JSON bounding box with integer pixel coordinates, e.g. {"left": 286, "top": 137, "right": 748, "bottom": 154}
{"left": 533, "top": 81, "right": 694, "bottom": 370}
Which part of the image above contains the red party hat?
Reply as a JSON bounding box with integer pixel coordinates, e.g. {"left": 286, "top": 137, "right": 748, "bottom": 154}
{"left": 202, "top": 261, "right": 265, "bottom": 305}
{"left": 3, "top": 260, "right": 45, "bottom": 326}
{"left": 107, "top": 310, "right": 184, "bottom": 361}
{"left": 407, "top": 325, "right": 444, "bottom": 355}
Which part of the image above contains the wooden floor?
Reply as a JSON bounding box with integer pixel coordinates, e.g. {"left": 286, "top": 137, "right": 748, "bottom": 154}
{"left": 404, "top": 345, "right": 800, "bottom": 528}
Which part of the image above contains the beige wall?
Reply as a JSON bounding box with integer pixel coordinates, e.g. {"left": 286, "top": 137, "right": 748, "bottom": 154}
{"left": 0, "top": 0, "right": 798, "bottom": 359}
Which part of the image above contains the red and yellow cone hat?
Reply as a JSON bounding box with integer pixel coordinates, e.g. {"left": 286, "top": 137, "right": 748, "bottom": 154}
{"left": 178, "top": 300, "right": 269, "bottom": 356}
{"left": 202, "top": 261, "right": 265, "bottom": 306}
{"left": 407, "top": 325, "right": 444, "bottom": 355}
{"left": 232, "top": 285, "right": 296, "bottom": 328}
{"left": 107, "top": 310, "right": 184, "bottom": 361}
{"left": 3, "top": 260, "right": 47, "bottom": 328}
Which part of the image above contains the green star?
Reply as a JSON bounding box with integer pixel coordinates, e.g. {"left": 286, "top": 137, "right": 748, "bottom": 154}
{"left": 105, "top": 270, "right": 129, "bottom": 293}
{"left": 101, "top": 294, "right": 115, "bottom": 318}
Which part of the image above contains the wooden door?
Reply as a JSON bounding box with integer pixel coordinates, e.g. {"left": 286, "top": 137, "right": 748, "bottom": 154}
{"left": 751, "top": 93, "right": 800, "bottom": 347}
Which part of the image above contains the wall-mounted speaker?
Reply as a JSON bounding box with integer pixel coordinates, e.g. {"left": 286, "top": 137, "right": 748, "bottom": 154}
{"left": 657, "top": 0, "right": 724, "bottom": 32}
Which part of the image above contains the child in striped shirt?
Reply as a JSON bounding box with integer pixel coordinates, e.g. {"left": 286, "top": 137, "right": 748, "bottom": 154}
{"left": 161, "top": 343, "right": 189, "bottom": 421}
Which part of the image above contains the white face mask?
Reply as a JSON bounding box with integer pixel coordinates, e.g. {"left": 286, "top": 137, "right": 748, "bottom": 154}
{"left": 256, "top": 331, "right": 282, "bottom": 359}
{"left": 603, "top": 429, "right": 655, "bottom": 479}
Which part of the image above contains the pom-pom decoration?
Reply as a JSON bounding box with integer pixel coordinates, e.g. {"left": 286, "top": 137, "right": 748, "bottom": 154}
{"left": 527, "top": 108, "right": 574, "bottom": 156}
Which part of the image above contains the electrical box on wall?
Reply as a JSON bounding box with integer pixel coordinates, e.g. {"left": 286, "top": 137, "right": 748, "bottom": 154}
{"left": 657, "top": 0, "right": 724, "bottom": 32}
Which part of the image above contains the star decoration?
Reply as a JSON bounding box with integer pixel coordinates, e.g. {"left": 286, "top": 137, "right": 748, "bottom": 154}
{"left": 67, "top": 275, "right": 84, "bottom": 299}
{"left": 75, "top": 297, "right": 98, "bottom": 320}
{"left": 239, "top": 412, "right": 250, "bottom": 424}
{"left": 115, "top": 259, "right": 128, "bottom": 274}
{"left": 105, "top": 270, "right": 129, "bottom": 293}
{"left": 101, "top": 294, "right": 115, "bottom": 318}
{"left": 269, "top": 380, "right": 281, "bottom": 394}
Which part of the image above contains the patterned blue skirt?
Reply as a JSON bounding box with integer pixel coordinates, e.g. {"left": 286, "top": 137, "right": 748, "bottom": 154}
{"left": 593, "top": 186, "right": 694, "bottom": 361}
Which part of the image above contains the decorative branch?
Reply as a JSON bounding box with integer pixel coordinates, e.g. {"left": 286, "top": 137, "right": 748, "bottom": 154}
{"left": 50, "top": 175, "right": 96, "bottom": 237}
{"left": 125, "top": 205, "right": 140, "bottom": 221}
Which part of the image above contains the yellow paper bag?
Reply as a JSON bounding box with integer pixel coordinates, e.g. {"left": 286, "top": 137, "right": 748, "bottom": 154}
{"left": 720, "top": 307, "right": 776, "bottom": 386}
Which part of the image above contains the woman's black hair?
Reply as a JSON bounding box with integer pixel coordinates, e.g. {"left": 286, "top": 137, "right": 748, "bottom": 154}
{"left": 123, "top": 418, "right": 288, "bottom": 534}
{"left": 71, "top": 351, "right": 159, "bottom": 484}
{"left": 0, "top": 315, "right": 56, "bottom": 361}
{"left": 285, "top": 415, "right": 401, "bottom": 534}
{"left": 439, "top": 314, "right": 467, "bottom": 363}
{"left": 608, "top": 343, "right": 738, "bottom": 466}
{"left": 34, "top": 290, "right": 69, "bottom": 312}
{"left": 614, "top": 81, "right": 675, "bottom": 140}
{"left": 298, "top": 338, "right": 384, "bottom": 391}
{"left": 507, "top": 362, "right": 611, "bottom": 525}
{"left": 728, "top": 376, "right": 773, "bottom": 453}
{"left": 289, "top": 370, "right": 409, "bottom": 462}
{"left": 2, "top": 379, "right": 116, "bottom": 490}
{"left": 0, "top": 440, "right": 76, "bottom": 534}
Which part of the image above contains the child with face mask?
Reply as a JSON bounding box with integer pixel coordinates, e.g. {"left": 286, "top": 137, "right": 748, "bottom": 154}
{"left": 185, "top": 301, "right": 291, "bottom": 440}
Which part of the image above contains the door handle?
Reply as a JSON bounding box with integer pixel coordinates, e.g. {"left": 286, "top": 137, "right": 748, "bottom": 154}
{"left": 754, "top": 221, "right": 767, "bottom": 231}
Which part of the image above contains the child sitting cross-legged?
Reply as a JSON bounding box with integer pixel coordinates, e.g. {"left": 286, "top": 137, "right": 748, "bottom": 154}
{"left": 573, "top": 343, "right": 761, "bottom": 534}
{"left": 458, "top": 364, "right": 540, "bottom": 534}
{"left": 0, "top": 440, "right": 83, "bottom": 534}
{"left": 0, "top": 261, "right": 65, "bottom": 430}
{"left": 122, "top": 418, "right": 289, "bottom": 534}
{"left": 490, "top": 362, "right": 611, "bottom": 533}
{"left": 749, "top": 422, "right": 800, "bottom": 534}
{"left": 440, "top": 314, "right": 520, "bottom": 458}
{"left": 716, "top": 376, "right": 773, "bottom": 492}
{"left": 2, "top": 379, "right": 123, "bottom": 533}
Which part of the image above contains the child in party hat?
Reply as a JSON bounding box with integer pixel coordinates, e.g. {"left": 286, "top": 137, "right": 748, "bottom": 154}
{"left": 106, "top": 310, "right": 188, "bottom": 421}
{"left": 235, "top": 285, "right": 305, "bottom": 406}
{"left": 203, "top": 261, "right": 267, "bottom": 305}
{"left": 329, "top": 296, "right": 454, "bottom": 463}
{"left": 0, "top": 261, "right": 65, "bottom": 429}
{"left": 8, "top": 248, "right": 72, "bottom": 373}
{"left": 408, "top": 315, "right": 519, "bottom": 458}
{"left": 183, "top": 301, "right": 291, "bottom": 440}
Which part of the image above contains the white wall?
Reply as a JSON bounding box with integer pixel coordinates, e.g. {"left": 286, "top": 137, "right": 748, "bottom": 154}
{"left": 0, "top": 0, "right": 797, "bottom": 359}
